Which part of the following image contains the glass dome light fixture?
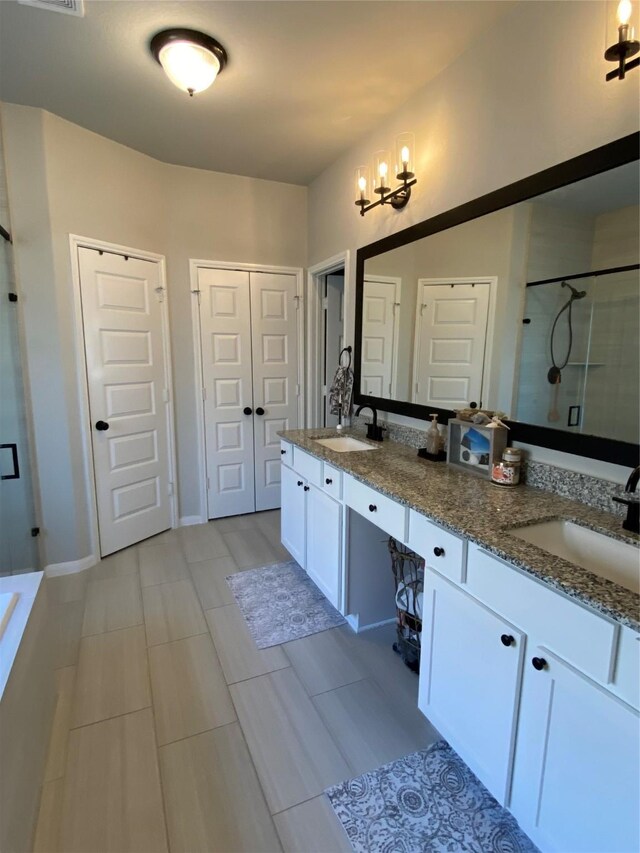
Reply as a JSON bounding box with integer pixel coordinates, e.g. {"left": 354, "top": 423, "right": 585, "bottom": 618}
{"left": 150, "top": 28, "right": 228, "bottom": 97}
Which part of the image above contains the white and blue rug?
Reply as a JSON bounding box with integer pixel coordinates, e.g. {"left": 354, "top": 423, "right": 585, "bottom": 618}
{"left": 226, "top": 560, "right": 346, "bottom": 648}
{"left": 326, "top": 741, "right": 539, "bottom": 853}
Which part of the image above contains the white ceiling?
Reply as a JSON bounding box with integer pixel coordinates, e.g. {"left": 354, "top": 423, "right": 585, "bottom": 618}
{"left": 0, "top": 0, "right": 513, "bottom": 184}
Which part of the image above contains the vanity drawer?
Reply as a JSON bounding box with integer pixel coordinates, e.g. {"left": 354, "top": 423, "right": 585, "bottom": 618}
{"left": 466, "top": 544, "right": 618, "bottom": 685}
{"left": 280, "top": 441, "right": 293, "bottom": 466}
{"left": 344, "top": 475, "right": 407, "bottom": 542}
{"left": 322, "top": 463, "right": 343, "bottom": 500}
{"left": 292, "top": 447, "right": 322, "bottom": 487}
{"left": 407, "top": 510, "right": 467, "bottom": 583}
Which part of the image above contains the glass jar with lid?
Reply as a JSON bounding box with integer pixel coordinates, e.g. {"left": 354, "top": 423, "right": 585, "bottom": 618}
{"left": 491, "top": 447, "right": 522, "bottom": 487}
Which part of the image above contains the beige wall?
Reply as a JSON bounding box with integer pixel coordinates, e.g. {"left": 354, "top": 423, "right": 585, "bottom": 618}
{"left": 307, "top": 0, "right": 639, "bottom": 482}
{"left": 2, "top": 104, "right": 306, "bottom": 563}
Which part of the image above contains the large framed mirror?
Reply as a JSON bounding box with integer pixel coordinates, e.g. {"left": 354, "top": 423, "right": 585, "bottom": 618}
{"left": 354, "top": 133, "right": 640, "bottom": 466}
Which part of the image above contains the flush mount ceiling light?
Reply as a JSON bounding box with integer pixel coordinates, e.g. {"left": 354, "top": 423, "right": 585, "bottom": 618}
{"left": 150, "top": 28, "right": 228, "bottom": 97}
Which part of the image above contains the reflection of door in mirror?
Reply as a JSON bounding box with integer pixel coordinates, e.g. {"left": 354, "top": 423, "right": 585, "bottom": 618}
{"left": 324, "top": 273, "right": 344, "bottom": 427}
{"left": 361, "top": 276, "right": 401, "bottom": 398}
{"left": 413, "top": 280, "right": 491, "bottom": 409}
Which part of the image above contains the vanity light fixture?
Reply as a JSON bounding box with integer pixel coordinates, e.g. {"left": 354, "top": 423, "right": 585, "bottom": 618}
{"left": 605, "top": 0, "right": 639, "bottom": 80}
{"left": 150, "top": 28, "right": 228, "bottom": 96}
{"left": 355, "top": 133, "right": 417, "bottom": 216}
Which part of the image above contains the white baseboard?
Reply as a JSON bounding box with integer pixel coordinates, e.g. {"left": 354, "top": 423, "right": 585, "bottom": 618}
{"left": 44, "top": 554, "right": 98, "bottom": 577}
{"left": 345, "top": 614, "right": 396, "bottom": 634}
{"left": 179, "top": 515, "right": 205, "bottom": 527}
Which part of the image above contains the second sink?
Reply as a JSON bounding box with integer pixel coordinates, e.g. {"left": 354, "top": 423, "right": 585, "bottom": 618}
{"left": 510, "top": 519, "right": 639, "bottom": 594}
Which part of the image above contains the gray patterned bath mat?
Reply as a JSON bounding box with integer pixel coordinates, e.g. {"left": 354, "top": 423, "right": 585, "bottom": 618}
{"left": 226, "top": 560, "right": 346, "bottom": 648}
{"left": 325, "top": 740, "right": 539, "bottom": 853}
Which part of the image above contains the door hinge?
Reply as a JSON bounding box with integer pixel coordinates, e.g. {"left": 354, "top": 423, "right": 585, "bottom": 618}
{"left": 296, "top": 383, "right": 301, "bottom": 396}
{"left": 31, "top": 527, "right": 40, "bottom": 537}
{"left": 167, "top": 482, "right": 174, "bottom": 496}
{"left": 321, "top": 384, "right": 326, "bottom": 397}
{"left": 162, "top": 388, "right": 170, "bottom": 403}
{"left": 206, "top": 477, "right": 211, "bottom": 491}
{"left": 202, "top": 387, "right": 207, "bottom": 401}
{"left": 294, "top": 294, "right": 302, "bottom": 310}
{"left": 154, "top": 286, "right": 165, "bottom": 302}
{"left": 191, "top": 289, "right": 202, "bottom": 304}
{"left": 322, "top": 297, "right": 328, "bottom": 310}
{"left": 8, "top": 293, "right": 18, "bottom": 303}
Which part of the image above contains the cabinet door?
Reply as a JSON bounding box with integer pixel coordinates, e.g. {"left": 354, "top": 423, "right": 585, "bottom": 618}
{"left": 419, "top": 571, "right": 524, "bottom": 804}
{"left": 280, "top": 463, "right": 306, "bottom": 568}
{"left": 306, "top": 485, "right": 342, "bottom": 609}
{"left": 510, "top": 648, "right": 640, "bottom": 853}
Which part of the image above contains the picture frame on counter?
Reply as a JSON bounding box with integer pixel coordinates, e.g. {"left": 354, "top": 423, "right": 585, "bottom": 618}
{"left": 447, "top": 419, "right": 508, "bottom": 479}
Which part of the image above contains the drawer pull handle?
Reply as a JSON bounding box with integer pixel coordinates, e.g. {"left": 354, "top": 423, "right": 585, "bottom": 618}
{"left": 433, "top": 546, "right": 445, "bottom": 557}
{"left": 325, "top": 478, "right": 333, "bottom": 485}
{"left": 369, "top": 504, "right": 377, "bottom": 512}
{"left": 281, "top": 449, "right": 287, "bottom": 455}
{"left": 303, "top": 485, "right": 310, "bottom": 492}
{"left": 532, "top": 657, "right": 547, "bottom": 671}
{"left": 297, "top": 480, "right": 303, "bottom": 487}
{"left": 500, "top": 634, "right": 515, "bottom": 647}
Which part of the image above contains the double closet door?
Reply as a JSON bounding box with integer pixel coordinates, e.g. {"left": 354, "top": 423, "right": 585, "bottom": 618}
{"left": 197, "top": 267, "right": 300, "bottom": 518}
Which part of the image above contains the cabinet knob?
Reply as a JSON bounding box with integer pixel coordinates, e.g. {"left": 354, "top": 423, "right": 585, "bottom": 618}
{"left": 433, "top": 546, "right": 445, "bottom": 557}
{"left": 368, "top": 504, "right": 377, "bottom": 512}
{"left": 243, "top": 407, "right": 253, "bottom": 415}
{"left": 256, "top": 407, "right": 265, "bottom": 416}
{"left": 531, "top": 657, "right": 547, "bottom": 671}
{"left": 297, "top": 480, "right": 303, "bottom": 487}
{"left": 500, "top": 634, "right": 515, "bottom": 647}
{"left": 303, "top": 485, "right": 310, "bottom": 492}
{"left": 281, "top": 449, "right": 286, "bottom": 455}
{"left": 325, "top": 478, "right": 333, "bottom": 485}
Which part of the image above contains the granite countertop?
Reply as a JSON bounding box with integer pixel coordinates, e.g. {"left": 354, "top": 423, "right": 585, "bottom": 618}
{"left": 279, "top": 428, "right": 640, "bottom": 631}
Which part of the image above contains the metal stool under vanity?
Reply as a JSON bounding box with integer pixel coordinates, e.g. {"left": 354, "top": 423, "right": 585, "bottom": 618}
{"left": 388, "top": 537, "right": 425, "bottom": 673}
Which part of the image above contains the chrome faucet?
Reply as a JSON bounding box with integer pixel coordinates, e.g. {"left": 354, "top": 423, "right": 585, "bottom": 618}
{"left": 355, "top": 404, "right": 386, "bottom": 442}
{"left": 612, "top": 465, "right": 640, "bottom": 534}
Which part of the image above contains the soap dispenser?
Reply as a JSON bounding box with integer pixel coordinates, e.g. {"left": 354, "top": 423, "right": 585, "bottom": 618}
{"left": 426, "top": 414, "right": 441, "bottom": 455}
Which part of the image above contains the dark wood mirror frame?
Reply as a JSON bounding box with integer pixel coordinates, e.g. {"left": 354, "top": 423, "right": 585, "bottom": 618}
{"left": 354, "top": 132, "right": 640, "bottom": 467}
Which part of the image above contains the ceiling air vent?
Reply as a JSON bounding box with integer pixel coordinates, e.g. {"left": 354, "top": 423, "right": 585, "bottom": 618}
{"left": 18, "top": 0, "right": 84, "bottom": 16}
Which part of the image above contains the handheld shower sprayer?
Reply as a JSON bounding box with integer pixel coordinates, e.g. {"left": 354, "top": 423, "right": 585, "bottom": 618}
{"left": 561, "top": 281, "right": 587, "bottom": 300}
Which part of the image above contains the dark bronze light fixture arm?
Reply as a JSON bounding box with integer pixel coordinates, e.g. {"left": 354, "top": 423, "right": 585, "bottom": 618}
{"left": 356, "top": 177, "right": 417, "bottom": 216}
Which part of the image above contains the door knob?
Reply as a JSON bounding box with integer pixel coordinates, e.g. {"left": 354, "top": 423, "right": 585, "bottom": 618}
{"left": 433, "top": 546, "right": 445, "bottom": 557}
{"left": 500, "top": 634, "right": 515, "bottom": 647}
{"left": 243, "top": 407, "right": 253, "bottom": 415}
{"left": 95, "top": 421, "right": 110, "bottom": 431}
{"left": 532, "top": 657, "right": 547, "bottom": 671}
{"left": 256, "top": 407, "right": 265, "bottom": 416}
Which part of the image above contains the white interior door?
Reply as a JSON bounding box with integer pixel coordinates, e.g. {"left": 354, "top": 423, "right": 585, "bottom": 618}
{"left": 198, "top": 268, "right": 256, "bottom": 519}
{"left": 250, "top": 272, "right": 299, "bottom": 511}
{"left": 413, "top": 281, "right": 490, "bottom": 408}
{"left": 78, "top": 247, "right": 172, "bottom": 556}
{"left": 324, "top": 273, "right": 344, "bottom": 427}
{"left": 361, "top": 278, "right": 400, "bottom": 398}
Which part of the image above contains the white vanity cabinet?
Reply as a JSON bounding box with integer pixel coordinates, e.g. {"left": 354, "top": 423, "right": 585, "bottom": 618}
{"left": 510, "top": 648, "right": 640, "bottom": 853}
{"left": 280, "top": 442, "right": 343, "bottom": 609}
{"left": 419, "top": 570, "right": 524, "bottom": 804}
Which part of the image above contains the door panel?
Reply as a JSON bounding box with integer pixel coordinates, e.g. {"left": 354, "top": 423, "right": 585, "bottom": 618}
{"left": 250, "top": 272, "right": 299, "bottom": 511}
{"left": 361, "top": 279, "right": 400, "bottom": 398}
{"left": 78, "top": 248, "right": 171, "bottom": 556}
{"left": 198, "top": 268, "right": 255, "bottom": 518}
{"left": 413, "top": 282, "right": 490, "bottom": 408}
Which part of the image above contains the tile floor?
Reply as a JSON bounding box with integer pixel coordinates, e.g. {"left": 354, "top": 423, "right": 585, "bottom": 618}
{"left": 34, "top": 510, "right": 439, "bottom": 853}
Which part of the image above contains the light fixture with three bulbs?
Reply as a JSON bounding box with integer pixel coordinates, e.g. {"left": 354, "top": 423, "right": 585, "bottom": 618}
{"left": 355, "top": 133, "right": 417, "bottom": 216}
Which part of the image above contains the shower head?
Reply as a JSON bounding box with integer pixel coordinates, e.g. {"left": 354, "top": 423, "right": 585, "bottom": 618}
{"left": 561, "top": 281, "right": 587, "bottom": 300}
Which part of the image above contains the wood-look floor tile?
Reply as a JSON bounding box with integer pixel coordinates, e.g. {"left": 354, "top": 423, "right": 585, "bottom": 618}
{"left": 60, "top": 708, "right": 168, "bottom": 853}
{"left": 211, "top": 514, "right": 258, "bottom": 533}
{"left": 160, "top": 724, "right": 282, "bottom": 852}
{"left": 139, "top": 541, "right": 189, "bottom": 587}
{"left": 137, "top": 527, "right": 178, "bottom": 548}
{"left": 188, "top": 555, "right": 238, "bottom": 610}
{"left": 46, "top": 570, "right": 89, "bottom": 604}
{"left": 255, "top": 512, "right": 291, "bottom": 561}
{"left": 274, "top": 795, "right": 352, "bottom": 853}
{"left": 72, "top": 626, "right": 151, "bottom": 728}
{"left": 230, "top": 668, "right": 350, "bottom": 813}
{"left": 44, "top": 666, "right": 76, "bottom": 782}
{"left": 283, "top": 627, "right": 368, "bottom": 696}
{"left": 90, "top": 548, "right": 139, "bottom": 582}
{"left": 222, "top": 528, "right": 281, "bottom": 570}
{"left": 33, "top": 778, "right": 64, "bottom": 853}
{"left": 142, "top": 578, "right": 207, "bottom": 646}
{"left": 179, "top": 523, "right": 230, "bottom": 563}
{"left": 51, "top": 600, "right": 84, "bottom": 668}
{"left": 313, "top": 677, "right": 438, "bottom": 776}
{"left": 148, "top": 633, "right": 236, "bottom": 745}
{"left": 206, "top": 604, "right": 289, "bottom": 684}
{"left": 82, "top": 574, "right": 143, "bottom": 637}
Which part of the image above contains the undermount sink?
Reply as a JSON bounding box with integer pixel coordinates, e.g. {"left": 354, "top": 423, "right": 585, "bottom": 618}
{"left": 510, "top": 519, "right": 640, "bottom": 595}
{"left": 312, "top": 436, "right": 378, "bottom": 453}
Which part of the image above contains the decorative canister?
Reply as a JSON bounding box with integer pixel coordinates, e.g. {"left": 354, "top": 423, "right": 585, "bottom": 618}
{"left": 491, "top": 447, "right": 522, "bottom": 487}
